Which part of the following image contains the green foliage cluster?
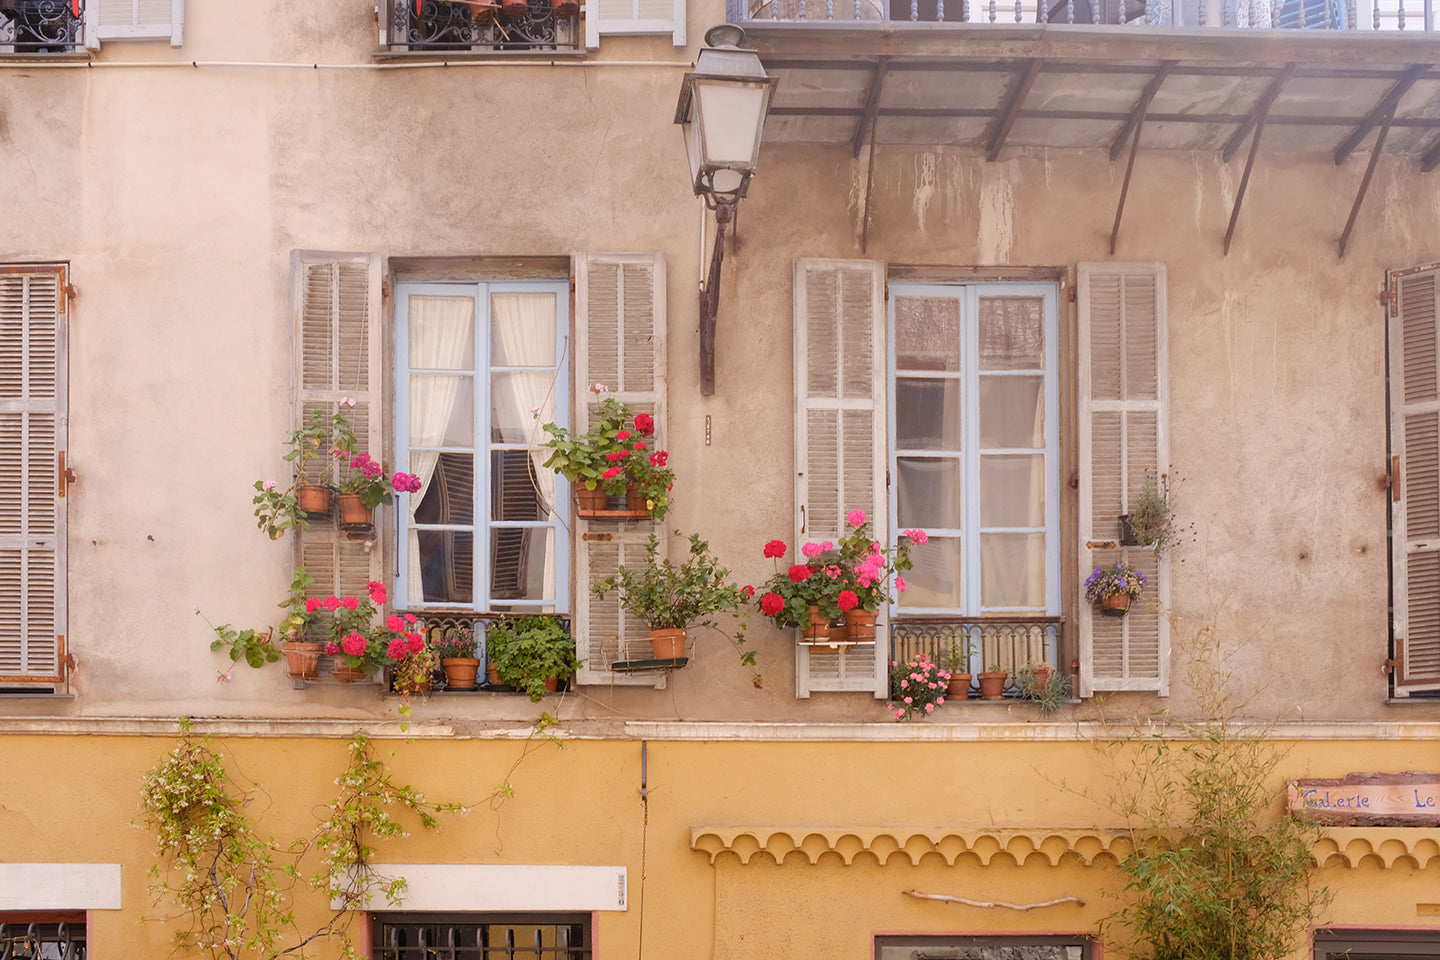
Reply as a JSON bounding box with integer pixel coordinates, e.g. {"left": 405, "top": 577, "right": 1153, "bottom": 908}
{"left": 139, "top": 720, "right": 462, "bottom": 960}
{"left": 1013, "top": 664, "right": 1071, "bottom": 715}
{"left": 595, "top": 532, "right": 745, "bottom": 632}
{"left": 1124, "top": 472, "right": 1194, "bottom": 559}
{"left": 252, "top": 408, "right": 358, "bottom": 540}
{"left": 1100, "top": 629, "right": 1328, "bottom": 960}
{"left": 485, "top": 615, "right": 582, "bottom": 702}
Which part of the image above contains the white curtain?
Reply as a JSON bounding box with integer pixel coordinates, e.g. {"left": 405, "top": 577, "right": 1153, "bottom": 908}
{"left": 406, "top": 295, "right": 475, "bottom": 605}
{"left": 490, "top": 291, "right": 559, "bottom": 603}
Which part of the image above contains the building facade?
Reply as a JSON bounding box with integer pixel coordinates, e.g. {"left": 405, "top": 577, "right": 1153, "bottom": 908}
{"left": 2, "top": 0, "right": 1440, "bottom": 956}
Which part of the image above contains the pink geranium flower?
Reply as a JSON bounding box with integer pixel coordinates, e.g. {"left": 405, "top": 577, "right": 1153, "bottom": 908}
{"left": 847, "top": 509, "right": 866, "bottom": 527}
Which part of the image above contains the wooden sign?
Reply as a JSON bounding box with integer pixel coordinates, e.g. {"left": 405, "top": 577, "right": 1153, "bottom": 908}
{"left": 1287, "top": 772, "right": 1440, "bottom": 826}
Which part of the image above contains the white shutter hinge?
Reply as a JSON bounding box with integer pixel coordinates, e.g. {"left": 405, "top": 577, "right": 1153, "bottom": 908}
{"left": 58, "top": 452, "right": 76, "bottom": 498}
{"left": 583, "top": 532, "right": 613, "bottom": 542}
{"left": 1086, "top": 539, "right": 1118, "bottom": 550}
{"left": 1383, "top": 657, "right": 1397, "bottom": 675}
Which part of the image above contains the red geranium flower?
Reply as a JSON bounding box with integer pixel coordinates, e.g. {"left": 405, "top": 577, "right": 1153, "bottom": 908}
{"left": 650, "top": 450, "right": 668, "bottom": 467}
{"left": 787, "top": 564, "right": 811, "bottom": 583}
{"left": 741, "top": 585, "right": 755, "bottom": 599}
{"left": 633, "top": 413, "right": 655, "bottom": 435}
{"left": 616, "top": 430, "right": 631, "bottom": 441}
{"left": 763, "top": 539, "right": 787, "bottom": 559}
{"left": 760, "top": 592, "right": 784, "bottom": 616}
{"left": 605, "top": 450, "right": 629, "bottom": 462}
{"left": 838, "top": 590, "right": 859, "bottom": 612}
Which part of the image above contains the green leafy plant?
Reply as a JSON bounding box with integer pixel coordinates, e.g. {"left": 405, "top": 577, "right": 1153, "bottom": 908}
{"left": 138, "top": 720, "right": 464, "bottom": 960}
{"left": 485, "top": 615, "right": 581, "bottom": 702}
{"left": 199, "top": 609, "right": 280, "bottom": 669}
{"left": 593, "top": 532, "right": 758, "bottom": 684}
{"left": 1014, "top": 664, "right": 1071, "bottom": 715}
{"left": 252, "top": 405, "right": 359, "bottom": 540}
{"left": 335, "top": 451, "right": 421, "bottom": 510}
{"left": 1098, "top": 628, "right": 1329, "bottom": 960}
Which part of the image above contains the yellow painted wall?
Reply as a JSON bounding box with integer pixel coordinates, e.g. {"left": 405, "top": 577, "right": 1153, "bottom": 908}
{"left": 3, "top": 730, "right": 1438, "bottom": 958}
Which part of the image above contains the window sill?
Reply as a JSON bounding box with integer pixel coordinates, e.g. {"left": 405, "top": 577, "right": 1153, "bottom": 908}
{"left": 373, "top": 48, "right": 587, "bottom": 62}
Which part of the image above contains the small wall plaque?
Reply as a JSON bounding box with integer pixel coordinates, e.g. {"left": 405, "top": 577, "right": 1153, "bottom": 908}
{"left": 1287, "top": 772, "right": 1440, "bottom": 826}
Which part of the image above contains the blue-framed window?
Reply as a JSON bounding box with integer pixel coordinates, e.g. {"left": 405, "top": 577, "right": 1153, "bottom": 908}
{"left": 395, "top": 281, "right": 569, "bottom": 614}
{"left": 887, "top": 282, "right": 1060, "bottom": 618}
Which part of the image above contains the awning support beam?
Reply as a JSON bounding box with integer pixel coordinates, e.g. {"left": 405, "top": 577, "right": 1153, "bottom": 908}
{"left": 1109, "top": 62, "right": 1173, "bottom": 254}
{"left": 1338, "top": 105, "right": 1395, "bottom": 259}
{"left": 850, "top": 57, "right": 889, "bottom": 159}
{"left": 1334, "top": 63, "right": 1425, "bottom": 165}
{"left": 987, "top": 58, "right": 1042, "bottom": 162}
{"left": 1222, "top": 62, "right": 1295, "bottom": 164}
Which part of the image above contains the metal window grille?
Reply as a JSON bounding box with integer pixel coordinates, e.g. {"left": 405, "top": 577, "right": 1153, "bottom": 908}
{"left": 0, "top": 922, "right": 86, "bottom": 960}
{"left": 890, "top": 617, "right": 1062, "bottom": 697}
{"left": 374, "top": 914, "right": 590, "bottom": 960}
{"left": 389, "top": 0, "right": 579, "bottom": 52}
{"left": 0, "top": 0, "right": 85, "bottom": 53}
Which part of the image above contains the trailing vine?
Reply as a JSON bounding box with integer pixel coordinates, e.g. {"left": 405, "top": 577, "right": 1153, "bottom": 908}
{"left": 139, "top": 720, "right": 465, "bottom": 959}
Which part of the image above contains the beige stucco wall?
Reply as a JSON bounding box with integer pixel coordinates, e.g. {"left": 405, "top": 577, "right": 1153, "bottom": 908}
{"left": 0, "top": 1, "right": 1436, "bottom": 728}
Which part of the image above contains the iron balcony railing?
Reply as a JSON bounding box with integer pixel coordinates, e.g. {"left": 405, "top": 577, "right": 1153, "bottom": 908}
{"left": 727, "top": 0, "right": 1433, "bottom": 30}
{"left": 0, "top": 922, "right": 86, "bottom": 960}
{"left": 890, "top": 617, "right": 1062, "bottom": 699}
{"left": 384, "top": 0, "right": 579, "bottom": 53}
{"left": 0, "top": 0, "right": 84, "bottom": 54}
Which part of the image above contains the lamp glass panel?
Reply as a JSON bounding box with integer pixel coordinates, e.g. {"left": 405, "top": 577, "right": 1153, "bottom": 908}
{"left": 694, "top": 78, "right": 765, "bottom": 165}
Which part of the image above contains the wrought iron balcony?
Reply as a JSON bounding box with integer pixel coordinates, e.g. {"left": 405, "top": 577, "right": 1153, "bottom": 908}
{"left": 0, "top": 0, "right": 84, "bottom": 54}
{"left": 891, "top": 617, "right": 1062, "bottom": 699}
{"left": 383, "top": 0, "right": 580, "bottom": 54}
{"left": 727, "top": 0, "right": 1431, "bottom": 29}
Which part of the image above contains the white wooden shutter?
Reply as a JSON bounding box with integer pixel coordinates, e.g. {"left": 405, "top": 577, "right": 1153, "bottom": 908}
{"left": 91, "top": 0, "right": 183, "bottom": 44}
{"left": 793, "top": 258, "right": 887, "bottom": 698}
{"left": 584, "top": 0, "right": 684, "bottom": 49}
{"left": 0, "top": 266, "right": 67, "bottom": 685}
{"left": 573, "top": 253, "right": 668, "bottom": 687}
{"left": 1388, "top": 263, "right": 1440, "bottom": 694}
{"left": 1077, "top": 262, "right": 1169, "bottom": 697}
{"left": 292, "top": 253, "right": 383, "bottom": 613}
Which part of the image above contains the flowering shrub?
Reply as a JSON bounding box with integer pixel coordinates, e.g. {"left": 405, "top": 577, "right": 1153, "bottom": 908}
{"left": 1084, "top": 562, "right": 1147, "bottom": 603}
{"left": 889, "top": 653, "right": 950, "bottom": 721}
{"left": 540, "top": 384, "right": 675, "bottom": 519}
{"left": 336, "top": 450, "right": 422, "bottom": 510}
{"left": 433, "top": 625, "right": 478, "bottom": 659}
{"left": 752, "top": 536, "right": 846, "bottom": 628}
{"left": 834, "top": 510, "right": 923, "bottom": 613}
{"left": 306, "top": 580, "right": 401, "bottom": 674}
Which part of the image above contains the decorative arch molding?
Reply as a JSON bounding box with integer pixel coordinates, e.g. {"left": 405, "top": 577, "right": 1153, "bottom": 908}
{"left": 691, "top": 827, "right": 1440, "bottom": 870}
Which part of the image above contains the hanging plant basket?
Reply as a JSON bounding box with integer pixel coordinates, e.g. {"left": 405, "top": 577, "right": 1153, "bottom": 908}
{"left": 575, "top": 485, "right": 651, "bottom": 521}
{"left": 1101, "top": 593, "right": 1132, "bottom": 617}
{"left": 647, "top": 628, "right": 686, "bottom": 659}
{"left": 843, "top": 608, "right": 878, "bottom": 643}
{"left": 296, "top": 484, "right": 332, "bottom": 519}
{"left": 336, "top": 493, "right": 374, "bottom": 531}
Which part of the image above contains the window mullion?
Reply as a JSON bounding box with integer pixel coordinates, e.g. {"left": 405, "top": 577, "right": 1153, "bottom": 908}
{"left": 475, "top": 283, "right": 492, "bottom": 613}
{"left": 963, "top": 285, "right": 983, "bottom": 617}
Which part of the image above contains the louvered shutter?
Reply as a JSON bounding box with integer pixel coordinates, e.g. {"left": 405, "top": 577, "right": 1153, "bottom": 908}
{"left": 573, "top": 253, "right": 668, "bottom": 687}
{"left": 293, "top": 253, "right": 383, "bottom": 652}
{"left": 1389, "top": 263, "right": 1440, "bottom": 693}
{"left": 1077, "top": 262, "right": 1169, "bottom": 697}
{"left": 584, "top": 0, "right": 684, "bottom": 49}
{"left": 0, "top": 266, "right": 67, "bottom": 685}
{"left": 794, "top": 259, "right": 887, "bottom": 698}
{"left": 91, "top": 0, "right": 183, "bottom": 44}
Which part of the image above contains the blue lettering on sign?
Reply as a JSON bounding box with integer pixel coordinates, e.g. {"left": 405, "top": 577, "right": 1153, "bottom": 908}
{"left": 1301, "top": 790, "right": 1370, "bottom": 809}
{"left": 1415, "top": 790, "right": 1437, "bottom": 809}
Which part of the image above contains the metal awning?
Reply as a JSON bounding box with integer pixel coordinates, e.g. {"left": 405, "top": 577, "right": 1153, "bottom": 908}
{"left": 744, "top": 24, "right": 1440, "bottom": 253}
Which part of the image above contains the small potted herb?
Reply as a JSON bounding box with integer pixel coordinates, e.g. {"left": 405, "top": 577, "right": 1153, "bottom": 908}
{"left": 485, "top": 615, "right": 582, "bottom": 702}
{"left": 252, "top": 403, "right": 358, "bottom": 539}
{"left": 1084, "top": 561, "right": 1147, "bottom": 617}
{"left": 1015, "top": 663, "right": 1072, "bottom": 715}
{"left": 1120, "top": 472, "right": 1187, "bottom": 557}
{"left": 941, "top": 632, "right": 976, "bottom": 699}
{"left": 977, "top": 662, "right": 1008, "bottom": 701}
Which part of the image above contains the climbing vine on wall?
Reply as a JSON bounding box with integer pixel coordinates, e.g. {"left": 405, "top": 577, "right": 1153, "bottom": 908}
{"left": 138, "top": 719, "right": 465, "bottom": 959}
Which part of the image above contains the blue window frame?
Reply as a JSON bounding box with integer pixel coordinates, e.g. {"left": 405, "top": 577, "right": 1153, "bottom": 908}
{"left": 887, "top": 281, "right": 1060, "bottom": 618}
{"left": 395, "top": 281, "right": 569, "bottom": 614}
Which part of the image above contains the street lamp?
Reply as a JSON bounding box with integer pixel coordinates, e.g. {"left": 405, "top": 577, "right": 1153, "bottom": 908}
{"left": 674, "top": 23, "right": 776, "bottom": 396}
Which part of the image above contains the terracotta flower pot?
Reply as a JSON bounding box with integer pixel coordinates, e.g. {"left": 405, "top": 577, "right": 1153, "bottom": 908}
{"left": 844, "top": 608, "right": 878, "bottom": 642}
{"left": 1101, "top": 592, "right": 1132, "bottom": 617}
{"left": 802, "top": 605, "right": 829, "bottom": 640}
{"left": 336, "top": 493, "right": 373, "bottom": 529}
{"left": 946, "top": 673, "right": 972, "bottom": 699}
{"left": 575, "top": 486, "right": 607, "bottom": 516}
{"left": 332, "top": 662, "right": 370, "bottom": 683}
{"left": 487, "top": 663, "right": 501, "bottom": 686}
{"left": 648, "top": 628, "right": 686, "bottom": 659}
{"left": 626, "top": 483, "right": 647, "bottom": 512}
{"left": 977, "top": 671, "right": 1008, "bottom": 700}
{"left": 296, "top": 484, "right": 332, "bottom": 518}
{"left": 544, "top": 676, "right": 559, "bottom": 693}
{"left": 281, "top": 640, "right": 323, "bottom": 680}
{"left": 442, "top": 657, "right": 481, "bottom": 690}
